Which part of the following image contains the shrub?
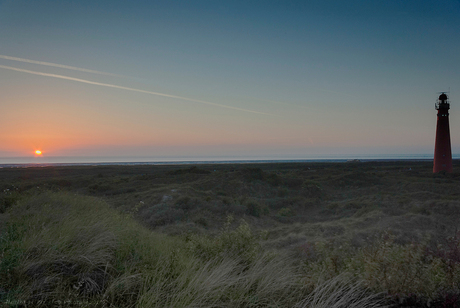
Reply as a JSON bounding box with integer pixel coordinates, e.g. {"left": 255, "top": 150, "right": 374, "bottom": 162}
{"left": 241, "top": 167, "right": 264, "bottom": 181}
{"left": 0, "top": 191, "right": 21, "bottom": 214}
{"left": 174, "top": 196, "right": 193, "bottom": 210}
{"left": 170, "top": 166, "right": 210, "bottom": 175}
{"left": 265, "top": 173, "right": 281, "bottom": 186}
{"left": 145, "top": 203, "right": 185, "bottom": 227}
{"left": 194, "top": 217, "right": 208, "bottom": 228}
{"left": 277, "top": 207, "right": 295, "bottom": 217}
{"left": 284, "top": 177, "right": 304, "bottom": 188}
{"left": 277, "top": 187, "right": 289, "bottom": 197}
{"left": 186, "top": 217, "right": 264, "bottom": 264}
{"left": 300, "top": 232, "right": 460, "bottom": 304}
{"left": 245, "top": 200, "right": 268, "bottom": 217}
{"left": 221, "top": 196, "right": 231, "bottom": 205}
{"left": 245, "top": 200, "right": 261, "bottom": 217}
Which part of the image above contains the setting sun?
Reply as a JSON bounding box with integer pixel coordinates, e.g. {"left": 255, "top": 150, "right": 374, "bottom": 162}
{"left": 35, "top": 150, "right": 42, "bottom": 156}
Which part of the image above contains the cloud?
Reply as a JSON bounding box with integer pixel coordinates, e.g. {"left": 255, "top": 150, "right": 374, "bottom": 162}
{"left": 0, "top": 64, "right": 271, "bottom": 115}
{"left": 0, "top": 54, "right": 123, "bottom": 77}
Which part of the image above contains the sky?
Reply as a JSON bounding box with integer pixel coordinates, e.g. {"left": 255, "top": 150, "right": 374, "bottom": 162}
{"left": 1, "top": 0, "right": 459, "bottom": 162}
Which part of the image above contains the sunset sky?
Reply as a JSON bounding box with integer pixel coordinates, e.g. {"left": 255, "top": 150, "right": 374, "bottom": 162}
{"left": 1, "top": 0, "right": 459, "bottom": 162}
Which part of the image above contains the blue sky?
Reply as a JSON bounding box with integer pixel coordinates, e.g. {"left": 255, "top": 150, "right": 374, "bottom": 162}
{"left": 1, "top": 0, "right": 459, "bottom": 161}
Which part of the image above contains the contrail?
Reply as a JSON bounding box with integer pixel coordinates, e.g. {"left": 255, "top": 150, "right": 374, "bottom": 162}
{"left": 0, "top": 64, "right": 270, "bottom": 115}
{"left": 0, "top": 54, "right": 124, "bottom": 77}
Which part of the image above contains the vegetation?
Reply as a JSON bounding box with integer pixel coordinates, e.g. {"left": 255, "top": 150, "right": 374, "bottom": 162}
{"left": 1, "top": 160, "right": 460, "bottom": 306}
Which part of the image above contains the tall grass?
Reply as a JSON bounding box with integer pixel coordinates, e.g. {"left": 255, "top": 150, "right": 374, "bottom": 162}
{"left": 0, "top": 192, "right": 391, "bottom": 307}
{"left": 137, "top": 256, "right": 303, "bottom": 307}
{"left": 0, "top": 192, "right": 180, "bottom": 306}
{"left": 296, "top": 275, "right": 388, "bottom": 308}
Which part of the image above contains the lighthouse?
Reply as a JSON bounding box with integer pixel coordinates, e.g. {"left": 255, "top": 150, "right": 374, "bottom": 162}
{"left": 433, "top": 93, "right": 453, "bottom": 173}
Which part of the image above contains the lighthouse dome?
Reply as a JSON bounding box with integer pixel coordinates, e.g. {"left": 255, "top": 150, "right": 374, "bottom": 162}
{"left": 439, "top": 93, "right": 448, "bottom": 101}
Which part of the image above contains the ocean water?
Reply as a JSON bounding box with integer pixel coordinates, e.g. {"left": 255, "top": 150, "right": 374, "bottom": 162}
{"left": 0, "top": 153, "right": 456, "bottom": 168}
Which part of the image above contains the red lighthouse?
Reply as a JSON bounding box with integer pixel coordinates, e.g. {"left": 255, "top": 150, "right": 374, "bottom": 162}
{"left": 433, "top": 93, "right": 453, "bottom": 173}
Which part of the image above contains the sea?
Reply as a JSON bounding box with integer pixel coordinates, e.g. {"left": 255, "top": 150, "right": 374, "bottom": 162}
{"left": 1, "top": 154, "right": 457, "bottom": 168}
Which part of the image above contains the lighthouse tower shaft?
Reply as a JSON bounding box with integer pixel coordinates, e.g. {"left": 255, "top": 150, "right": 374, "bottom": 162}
{"left": 433, "top": 94, "right": 453, "bottom": 173}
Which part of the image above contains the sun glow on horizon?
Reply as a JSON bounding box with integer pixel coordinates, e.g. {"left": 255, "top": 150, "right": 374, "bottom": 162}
{"left": 34, "top": 150, "right": 43, "bottom": 156}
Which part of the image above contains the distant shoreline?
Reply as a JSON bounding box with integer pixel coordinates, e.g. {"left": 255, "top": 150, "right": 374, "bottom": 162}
{"left": 0, "top": 157, "right": 447, "bottom": 168}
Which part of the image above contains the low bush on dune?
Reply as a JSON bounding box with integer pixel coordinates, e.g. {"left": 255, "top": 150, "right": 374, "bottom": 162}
{"left": 185, "top": 216, "right": 265, "bottom": 264}
{"left": 299, "top": 232, "right": 460, "bottom": 306}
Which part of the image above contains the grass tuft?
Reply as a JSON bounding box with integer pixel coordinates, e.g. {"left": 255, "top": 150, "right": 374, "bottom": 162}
{"left": 296, "top": 275, "right": 389, "bottom": 308}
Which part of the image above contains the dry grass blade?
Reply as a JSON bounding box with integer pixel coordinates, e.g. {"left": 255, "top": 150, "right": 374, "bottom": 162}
{"left": 295, "top": 275, "right": 389, "bottom": 308}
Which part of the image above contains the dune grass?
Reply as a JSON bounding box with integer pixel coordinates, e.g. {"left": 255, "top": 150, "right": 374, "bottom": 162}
{"left": 0, "top": 192, "right": 394, "bottom": 307}
{"left": 2, "top": 161, "right": 460, "bottom": 306}
{"left": 0, "top": 192, "right": 178, "bottom": 306}
{"left": 295, "top": 275, "right": 387, "bottom": 308}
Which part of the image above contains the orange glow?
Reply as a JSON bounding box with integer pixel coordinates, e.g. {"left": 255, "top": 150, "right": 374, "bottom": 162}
{"left": 35, "top": 150, "right": 42, "bottom": 156}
